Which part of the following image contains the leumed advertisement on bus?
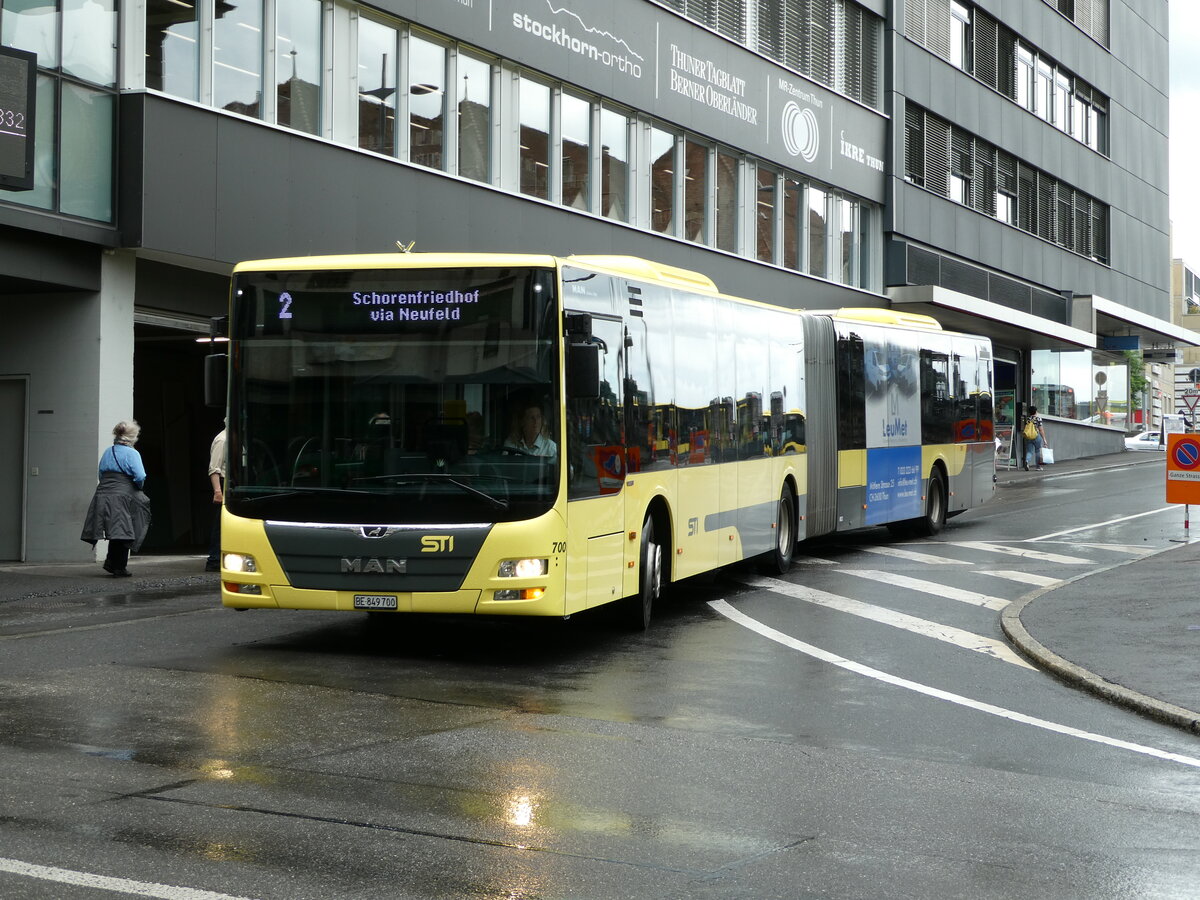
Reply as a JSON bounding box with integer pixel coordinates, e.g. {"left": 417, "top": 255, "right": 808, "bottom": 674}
{"left": 864, "top": 333, "right": 922, "bottom": 525}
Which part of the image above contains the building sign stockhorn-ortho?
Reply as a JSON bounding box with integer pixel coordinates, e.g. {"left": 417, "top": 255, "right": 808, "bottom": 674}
{"left": 407, "top": 0, "right": 886, "bottom": 201}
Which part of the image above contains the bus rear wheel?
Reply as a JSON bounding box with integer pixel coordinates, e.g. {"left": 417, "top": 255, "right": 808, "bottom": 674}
{"left": 912, "top": 470, "right": 947, "bottom": 537}
{"left": 626, "top": 516, "right": 661, "bottom": 631}
{"left": 761, "top": 485, "right": 796, "bottom": 575}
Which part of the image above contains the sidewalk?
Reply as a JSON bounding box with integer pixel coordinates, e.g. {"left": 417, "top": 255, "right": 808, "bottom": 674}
{"left": 997, "top": 449, "right": 1200, "bottom": 734}
{"left": 1, "top": 451, "right": 1196, "bottom": 733}
{"left": 0, "top": 554, "right": 219, "bottom": 602}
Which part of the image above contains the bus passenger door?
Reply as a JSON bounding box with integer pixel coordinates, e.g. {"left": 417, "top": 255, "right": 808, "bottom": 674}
{"left": 565, "top": 314, "right": 626, "bottom": 610}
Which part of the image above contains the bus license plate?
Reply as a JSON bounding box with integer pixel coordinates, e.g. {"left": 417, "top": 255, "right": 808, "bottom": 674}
{"left": 353, "top": 594, "right": 398, "bottom": 610}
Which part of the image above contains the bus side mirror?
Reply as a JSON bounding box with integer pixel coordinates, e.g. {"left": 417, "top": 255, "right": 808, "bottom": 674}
{"left": 205, "top": 353, "right": 228, "bottom": 408}
{"left": 567, "top": 342, "right": 600, "bottom": 400}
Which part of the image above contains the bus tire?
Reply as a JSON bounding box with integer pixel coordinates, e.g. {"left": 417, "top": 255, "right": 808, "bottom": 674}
{"left": 626, "top": 516, "right": 661, "bottom": 631}
{"left": 912, "top": 469, "right": 947, "bottom": 537}
{"left": 761, "top": 485, "right": 796, "bottom": 575}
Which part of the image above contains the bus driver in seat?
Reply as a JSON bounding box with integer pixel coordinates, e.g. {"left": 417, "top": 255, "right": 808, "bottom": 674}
{"left": 503, "top": 400, "right": 558, "bottom": 458}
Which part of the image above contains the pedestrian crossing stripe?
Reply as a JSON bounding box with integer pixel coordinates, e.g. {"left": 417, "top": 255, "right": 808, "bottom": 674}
{"left": 840, "top": 569, "right": 1009, "bottom": 610}
{"left": 741, "top": 575, "right": 1035, "bottom": 669}
{"left": 940, "top": 541, "right": 1092, "bottom": 565}
{"left": 976, "top": 569, "right": 1062, "bottom": 588}
{"left": 857, "top": 545, "right": 972, "bottom": 565}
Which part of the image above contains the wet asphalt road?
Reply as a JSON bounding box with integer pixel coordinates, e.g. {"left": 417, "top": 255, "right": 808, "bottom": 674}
{"left": 2, "top": 462, "right": 1199, "bottom": 899}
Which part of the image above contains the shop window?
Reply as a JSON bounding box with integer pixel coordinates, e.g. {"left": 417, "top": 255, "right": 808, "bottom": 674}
{"left": 808, "top": 185, "right": 828, "bottom": 278}
{"left": 358, "top": 18, "right": 397, "bottom": 155}
{"left": 756, "top": 166, "right": 776, "bottom": 263}
{"left": 276, "top": 0, "right": 322, "bottom": 135}
{"left": 517, "top": 76, "right": 549, "bottom": 199}
{"left": 783, "top": 175, "right": 802, "bottom": 271}
{"left": 409, "top": 35, "right": 446, "bottom": 170}
{"left": 650, "top": 126, "right": 675, "bottom": 235}
{"left": 561, "top": 92, "right": 590, "bottom": 211}
{"left": 684, "top": 139, "right": 708, "bottom": 244}
{"left": 63, "top": 0, "right": 116, "bottom": 86}
{"left": 60, "top": 83, "right": 112, "bottom": 221}
{"left": 600, "top": 107, "right": 628, "bottom": 222}
{"left": 214, "top": 0, "right": 263, "bottom": 117}
{"left": 145, "top": 0, "right": 198, "bottom": 99}
{"left": 457, "top": 52, "right": 491, "bottom": 183}
{"left": 715, "top": 149, "right": 738, "bottom": 252}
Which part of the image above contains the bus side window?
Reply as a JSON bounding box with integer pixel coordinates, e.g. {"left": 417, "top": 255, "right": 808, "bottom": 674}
{"left": 567, "top": 315, "right": 625, "bottom": 499}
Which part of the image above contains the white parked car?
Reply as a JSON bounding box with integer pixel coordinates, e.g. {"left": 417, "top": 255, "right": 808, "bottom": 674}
{"left": 1125, "top": 431, "right": 1165, "bottom": 451}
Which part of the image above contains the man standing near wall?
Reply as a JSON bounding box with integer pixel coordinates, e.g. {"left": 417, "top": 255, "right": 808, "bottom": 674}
{"left": 205, "top": 422, "right": 226, "bottom": 572}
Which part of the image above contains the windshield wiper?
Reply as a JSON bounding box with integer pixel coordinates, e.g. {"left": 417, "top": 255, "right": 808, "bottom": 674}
{"left": 232, "top": 487, "right": 376, "bottom": 504}
{"left": 374, "top": 473, "right": 510, "bottom": 510}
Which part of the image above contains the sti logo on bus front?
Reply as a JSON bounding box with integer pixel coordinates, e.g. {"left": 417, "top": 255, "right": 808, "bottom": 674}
{"left": 421, "top": 536, "right": 455, "bottom": 552}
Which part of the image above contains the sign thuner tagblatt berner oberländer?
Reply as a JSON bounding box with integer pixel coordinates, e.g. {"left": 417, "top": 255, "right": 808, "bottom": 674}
{"left": 352, "top": 290, "right": 481, "bottom": 322}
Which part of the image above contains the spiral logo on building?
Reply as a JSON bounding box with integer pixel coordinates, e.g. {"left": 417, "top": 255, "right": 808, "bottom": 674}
{"left": 781, "top": 101, "right": 820, "bottom": 162}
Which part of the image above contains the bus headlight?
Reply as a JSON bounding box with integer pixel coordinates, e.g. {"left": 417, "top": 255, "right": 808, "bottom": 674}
{"left": 223, "top": 553, "right": 257, "bottom": 573}
{"left": 497, "top": 558, "right": 548, "bottom": 578}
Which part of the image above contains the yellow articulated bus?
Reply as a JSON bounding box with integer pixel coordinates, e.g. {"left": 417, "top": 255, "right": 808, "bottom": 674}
{"left": 213, "top": 253, "right": 994, "bottom": 628}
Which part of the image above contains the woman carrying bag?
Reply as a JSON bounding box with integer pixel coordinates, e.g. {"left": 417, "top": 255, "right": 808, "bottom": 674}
{"left": 80, "top": 421, "right": 152, "bottom": 576}
{"left": 1022, "top": 406, "right": 1050, "bottom": 471}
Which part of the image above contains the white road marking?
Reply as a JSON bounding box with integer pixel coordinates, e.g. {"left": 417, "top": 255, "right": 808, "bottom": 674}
{"left": 838, "top": 569, "right": 1010, "bottom": 611}
{"left": 743, "top": 575, "right": 1033, "bottom": 668}
{"left": 946, "top": 541, "right": 1092, "bottom": 565}
{"left": 795, "top": 555, "right": 838, "bottom": 565}
{"left": 0, "top": 856, "right": 259, "bottom": 900}
{"left": 1029, "top": 506, "right": 1176, "bottom": 541}
{"left": 976, "top": 569, "right": 1062, "bottom": 588}
{"left": 857, "top": 545, "right": 972, "bottom": 565}
{"left": 1049, "top": 542, "right": 1153, "bottom": 556}
{"left": 708, "top": 600, "right": 1200, "bottom": 770}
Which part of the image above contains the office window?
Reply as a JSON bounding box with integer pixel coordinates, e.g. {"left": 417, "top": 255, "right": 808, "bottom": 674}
{"left": 1053, "top": 71, "right": 1071, "bottom": 132}
{"left": 357, "top": 18, "right": 397, "bottom": 155}
{"left": 1016, "top": 46, "right": 1034, "bottom": 111}
{"left": 60, "top": 84, "right": 113, "bottom": 221}
{"left": 19, "top": 75, "right": 55, "bottom": 210}
{"left": 561, "top": 92, "right": 590, "bottom": 211}
{"left": 783, "top": 175, "right": 802, "bottom": 270}
{"left": 600, "top": 107, "right": 628, "bottom": 222}
{"left": 213, "top": 0, "right": 263, "bottom": 117}
{"left": 63, "top": 0, "right": 116, "bottom": 85}
{"left": 808, "top": 185, "right": 827, "bottom": 278}
{"left": 145, "top": 0, "right": 199, "bottom": 99}
{"left": 1036, "top": 59, "right": 1053, "bottom": 122}
{"left": 650, "top": 126, "right": 675, "bottom": 235}
{"left": 3, "top": 0, "right": 58, "bottom": 67}
{"left": 409, "top": 35, "right": 446, "bottom": 170}
{"left": 276, "top": 0, "right": 321, "bottom": 135}
{"left": 517, "top": 76, "right": 549, "bottom": 199}
{"left": 457, "top": 52, "right": 491, "bottom": 183}
{"left": 950, "top": 1, "right": 971, "bottom": 71}
{"left": 756, "top": 166, "right": 776, "bottom": 263}
{"left": 950, "top": 133, "right": 972, "bottom": 206}
{"left": 685, "top": 139, "right": 708, "bottom": 244}
{"left": 839, "top": 196, "right": 856, "bottom": 284}
{"left": 715, "top": 149, "right": 738, "bottom": 252}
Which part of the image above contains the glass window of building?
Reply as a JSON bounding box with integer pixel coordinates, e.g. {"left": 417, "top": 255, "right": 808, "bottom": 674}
{"left": 60, "top": 83, "right": 112, "bottom": 220}
{"left": 599, "top": 106, "right": 628, "bottom": 222}
{"left": 561, "top": 91, "right": 590, "bottom": 210}
{"left": 63, "top": 0, "right": 116, "bottom": 85}
{"left": 808, "top": 185, "right": 827, "bottom": 278}
{"left": 950, "top": 1, "right": 971, "bottom": 71}
{"left": 3, "top": 0, "right": 58, "bottom": 67}
{"left": 409, "top": 35, "right": 446, "bottom": 170}
{"left": 756, "top": 166, "right": 776, "bottom": 263}
{"left": 213, "top": 0, "right": 263, "bottom": 116}
{"left": 1054, "top": 71, "right": 1071, "bottom": 132}
{"left": 1016, "top": 46, "right": 1034, "bottom": 111}
{"left": 357, "top": 18, "right": 397, "bottom": 155}
{"left": 684, "top": 139, "right": 708, "bottom": 244}
{"left": 17, "top": 74, "right": 55, "bottom": 210}
{"left": 276, "top": 0, "right": 321, "bottom": 135}
{"left": 1036, "top": 59, "right": 1053, "bottom": 122}
{"left": 782, "top": 175, "right": 802, "bottom": 271}
{"left": 715, "top": 149, "right": 738, "bottom": 252}
{"left": 858, "top": 202, "right": 873, "bottom": 290}
{"left": 650, "top": 125, "right": 675, "bottom": 235}
{"left": 456, "top": 52, "right": 491, "bottom": 183}
{"left": 145, "top": 0, "right": 199, "bottom": 99}
{"left": 839, "top": 196, "right": 856, "bottom": 284}
{"left": 517, "top": 75, "right": 549, "bottom": 199}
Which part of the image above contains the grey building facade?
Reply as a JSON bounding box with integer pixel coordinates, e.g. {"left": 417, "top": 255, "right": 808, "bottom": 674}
{"left": 0, "top": 0, "right": 1188, "bottom": 561}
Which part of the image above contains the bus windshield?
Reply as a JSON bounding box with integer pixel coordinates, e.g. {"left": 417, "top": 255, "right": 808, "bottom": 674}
{"left": 226, "top": 265, "right": 561, "bottom": 524}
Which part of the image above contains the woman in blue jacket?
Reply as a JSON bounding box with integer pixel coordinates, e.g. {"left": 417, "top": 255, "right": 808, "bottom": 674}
{"left": 80, "top": 420, "right": 151, "bottom": 576}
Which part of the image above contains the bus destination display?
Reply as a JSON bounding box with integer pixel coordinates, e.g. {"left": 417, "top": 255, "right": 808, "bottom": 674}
{"left": 0, "top": 46, "right": 35, "bottom": 192}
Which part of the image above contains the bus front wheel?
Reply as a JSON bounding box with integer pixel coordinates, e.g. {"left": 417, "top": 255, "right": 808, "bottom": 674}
{"left": 626, "top": 516, "right": 661, "bottom": 631}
